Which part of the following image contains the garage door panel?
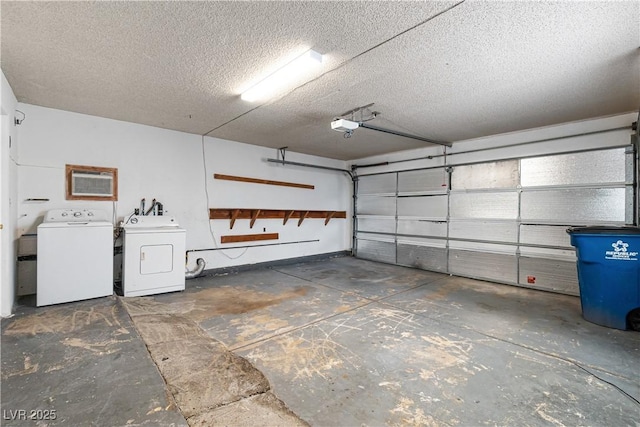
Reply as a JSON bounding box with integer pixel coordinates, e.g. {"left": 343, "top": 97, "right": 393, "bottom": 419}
{"left": 450, "top": 192, "right": 519, "bottom": 220}
{"left": 397, "top": 195, "right": 447, "bottom": 219}
{"left": 357, "top": 196, "right": 396, "bottom": 216}
{"left": 521, "top": 188, "right": 626, "bottom": 223}
{"left": 449, "top": 249, "right": 517, "bottom": 283}
{"left": 357, "top": 217, "right": 396, "bottom": 234}
{"left": 626, "top": 186, "right": 634, "bottom": 223}
{"left": 449, "top": 220, "right": 518, "bottom": 243}
{"left": 358, "top": 174, "right": 396, "bottom": 195}
{"left": 397, "top": 244, "right": 447, "bottom": 272}
{"left": 398, "top": 169, "right": 447, "bottom": 194}
{"left": 519, "top": 257, "right": 579, "bottom": 295}
{"left": 520, "top": 224, "right": 573, "bottom": 248}
{"left": 521, "top": 149, "right": 626, "bottom": 187}
{"left": 356, "top": 238, "right": 396, "bottom": 264}
{"left": 451, "top": 160, "right": 519, "bottom": 190}
{"left": 397, "top": 219, "right": 447, "bottom": 237}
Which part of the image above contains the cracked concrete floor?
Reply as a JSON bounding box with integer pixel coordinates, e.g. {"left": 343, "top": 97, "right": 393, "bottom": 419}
{"left": 2, "top": 256, "right": 639, "bottom": 426}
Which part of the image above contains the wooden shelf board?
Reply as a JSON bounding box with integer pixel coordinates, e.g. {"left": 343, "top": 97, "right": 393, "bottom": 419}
{"left": 214, "top": 174, "right": 314, "bottom": 190}
{"left": 210, "top": 208, "right": 347, "bottom": 229}
{"left": 221, "top": 233, "right": 279, "bottom": 244}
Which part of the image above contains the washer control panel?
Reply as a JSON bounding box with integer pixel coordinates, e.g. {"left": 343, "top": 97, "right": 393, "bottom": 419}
{"left": 44, "top": 209, "right": 109, "bottom": 223}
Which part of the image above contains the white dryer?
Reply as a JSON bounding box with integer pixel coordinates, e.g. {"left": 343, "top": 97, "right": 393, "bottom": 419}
{"left": 37, "top": 209, "right": 113, "bottom": 307}
{"left": 122, "top": 216, "right": 185, "bottom": 297}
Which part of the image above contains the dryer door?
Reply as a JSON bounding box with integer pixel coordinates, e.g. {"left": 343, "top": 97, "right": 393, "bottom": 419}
{"left": 140, "top": 244, "right": 174, "bottom": 274}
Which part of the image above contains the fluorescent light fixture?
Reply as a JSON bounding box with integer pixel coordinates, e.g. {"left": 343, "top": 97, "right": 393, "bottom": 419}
{"left": 241, "top": 49, "right": 323, "bottom": 102}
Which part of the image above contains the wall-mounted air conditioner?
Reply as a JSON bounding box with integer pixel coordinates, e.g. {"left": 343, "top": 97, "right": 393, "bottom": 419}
{"left": 66, "top": 164, "right": 118, "bottom": 201}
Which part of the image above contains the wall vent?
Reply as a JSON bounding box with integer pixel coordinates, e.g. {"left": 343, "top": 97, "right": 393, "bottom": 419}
{"left": 71, "top": 172, "right": 114, "bottom": 197}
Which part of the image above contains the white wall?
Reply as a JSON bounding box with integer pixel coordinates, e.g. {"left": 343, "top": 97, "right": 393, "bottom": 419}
{"left": 350, "top": 112, "right": 637, "bottom": 175}
{"left": 12, "top": 103, "right": 635, "bottom": 316}
{"left": 1, "top": 71, "right": 19, "bottom": 317}
{"left": 16, "top": 104, "right": 351, "bottom": 282}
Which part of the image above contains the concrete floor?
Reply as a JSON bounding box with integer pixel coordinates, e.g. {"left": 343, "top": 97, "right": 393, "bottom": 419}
{"left": 2, "top": 255, "right": 639, "bottom": 426}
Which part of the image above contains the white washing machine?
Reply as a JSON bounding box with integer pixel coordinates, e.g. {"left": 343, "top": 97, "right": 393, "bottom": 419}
{"left": 122, "top": 216, "right": 185, "bottom": 297}
{"left": 37, "top": 209, "right": 113, "bottom": 307}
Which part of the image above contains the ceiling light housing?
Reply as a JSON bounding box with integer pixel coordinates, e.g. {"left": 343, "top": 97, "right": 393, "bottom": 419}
{"left": 241, "top": 49, "right": 323, "bottom": 103}
{"left": 331, "top": 119, "right": 359, "bottom": 132}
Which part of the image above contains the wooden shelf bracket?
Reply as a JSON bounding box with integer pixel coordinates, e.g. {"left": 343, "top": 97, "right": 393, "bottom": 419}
{"left": 230, "top": 209, "right": 241, "bottom": 229}
{"left": 324, "top": 211, "right": 336, "bottom": 226}
{"left": 283, "top": 210, "right": 295, "bottom": 225}
{"left": 250, "top": 209, "right": 261, "bottom": 229}
{"left": 298, "top": 211, "right": 309, "bottom": 227}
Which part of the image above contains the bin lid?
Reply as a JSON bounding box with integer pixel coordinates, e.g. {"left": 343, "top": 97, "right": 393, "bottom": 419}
{"left": 566, "top": 226, "right": 640, "bottom": 235}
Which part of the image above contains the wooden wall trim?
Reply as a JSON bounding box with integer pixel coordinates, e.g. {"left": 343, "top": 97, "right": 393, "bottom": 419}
{"left": 214, "top": 173, "right": 314, "bottom": 190}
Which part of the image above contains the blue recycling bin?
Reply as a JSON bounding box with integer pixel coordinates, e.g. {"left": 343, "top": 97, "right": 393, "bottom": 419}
{"left": 567, "top": 227, "right": 640, "bottom": 330}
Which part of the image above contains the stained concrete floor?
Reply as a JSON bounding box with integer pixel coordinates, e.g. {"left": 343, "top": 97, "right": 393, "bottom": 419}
{"left": 2, "top": 255, "right": 640, "bottom": 426}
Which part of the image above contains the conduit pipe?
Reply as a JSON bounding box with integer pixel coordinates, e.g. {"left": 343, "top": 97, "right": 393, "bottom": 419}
{"left": 186, "top": 239, "right": 320, "bottom": 253}
{"left": 266, "top": 158, "right": 354, "bottom": 179}
{"left": 185, "top": 258, "right": 206, "bottom": 279}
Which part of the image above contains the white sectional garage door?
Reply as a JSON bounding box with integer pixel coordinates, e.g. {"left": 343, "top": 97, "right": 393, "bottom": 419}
{"left": 355, "top": 146, "right": 635, "bottom": 295}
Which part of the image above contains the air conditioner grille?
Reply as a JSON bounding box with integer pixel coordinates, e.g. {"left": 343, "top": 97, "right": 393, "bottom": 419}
{"left": 72, "top": 174, "right": 114, "bottom": 197}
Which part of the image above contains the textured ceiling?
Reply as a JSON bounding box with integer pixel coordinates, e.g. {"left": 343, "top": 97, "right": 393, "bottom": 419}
{"left": 1, "top": 1, "right": 638, "bottom": 160}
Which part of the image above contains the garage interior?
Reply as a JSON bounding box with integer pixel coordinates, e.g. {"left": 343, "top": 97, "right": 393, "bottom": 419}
{"left": 1, "top": 1, "right": 639, "bottom": 426}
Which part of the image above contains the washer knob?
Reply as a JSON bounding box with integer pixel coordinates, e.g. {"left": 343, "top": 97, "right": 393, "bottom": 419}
{"left": 61, "top": 212, "right": 68, "bottom": 217}
{"left": 73, "top": 211, "right": 82, "bottom": 217}
{"left": 87, "top": 212, "right": 94, "bottom": 217}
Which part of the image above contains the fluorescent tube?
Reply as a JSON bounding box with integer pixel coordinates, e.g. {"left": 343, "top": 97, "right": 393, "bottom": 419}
{"left": 241, "top": 49, "right": 322, "bottom": 102}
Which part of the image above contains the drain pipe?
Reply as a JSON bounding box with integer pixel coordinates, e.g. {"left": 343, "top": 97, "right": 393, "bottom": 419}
{"left": 186, "top": 258, "right": 206, "bottom": 279}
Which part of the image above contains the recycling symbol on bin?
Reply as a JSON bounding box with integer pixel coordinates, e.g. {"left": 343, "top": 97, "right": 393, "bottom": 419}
{"left": 612, "top": 240, "right": 629, "bottom": 253}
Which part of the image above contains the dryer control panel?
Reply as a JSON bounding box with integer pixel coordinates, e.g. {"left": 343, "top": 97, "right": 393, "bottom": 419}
{"left": 122, "top": 215, "right": 178, "bottom": 229}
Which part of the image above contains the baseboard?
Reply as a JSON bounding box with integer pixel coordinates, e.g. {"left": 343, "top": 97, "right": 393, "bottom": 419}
{"left": 193, "top": 251, "right": 351, "bottom": 278}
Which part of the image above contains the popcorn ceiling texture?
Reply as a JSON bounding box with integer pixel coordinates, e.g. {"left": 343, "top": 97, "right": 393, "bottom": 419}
{"left": 1, "top": 1, "right": 638, "bottom": 160}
